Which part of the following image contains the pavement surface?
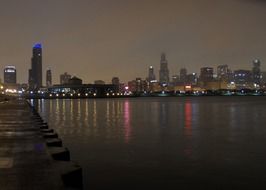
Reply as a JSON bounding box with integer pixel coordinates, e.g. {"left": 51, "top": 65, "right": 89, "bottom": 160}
{"left": 0, "top": 99, "right": 66, "bottom": 190}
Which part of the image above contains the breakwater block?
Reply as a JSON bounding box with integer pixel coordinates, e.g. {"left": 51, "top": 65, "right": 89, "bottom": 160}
{"left": 40, "top": 125, "right": 48, "bottom": 129}
{"left": 43, "top": 132, "right": 58, "bottom": 139}
{"left": 46, "top": 138, "right": 63, "bottom": 147}
{"left": 32, "top": 117, "right": 43, "bottom": 121}
{"left": 48, "top": 147, "right": 70, "bottom": 161}
{"left": 41, "top": 128, "right": 54, "bottom": 133}
{"left": 40, "top": 123, "right": 49, "bottom": 129}
{"left": 58, "top": 161, "right": 83, "bottom": 189}
{"left": 36, "top": 121, "right": 47, "bottom": 125}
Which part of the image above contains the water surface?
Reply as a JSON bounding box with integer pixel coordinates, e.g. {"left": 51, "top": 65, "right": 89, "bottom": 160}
{"left": 33, "top": 97, "right": 266, "bottom": 189}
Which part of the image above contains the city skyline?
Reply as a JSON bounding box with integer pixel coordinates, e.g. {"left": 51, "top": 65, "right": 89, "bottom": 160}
{"left": 0, "top": 0, "right": 266, "bottom": 84}
{"left": 0, "top": 46, "right": 264, "bottom": 86}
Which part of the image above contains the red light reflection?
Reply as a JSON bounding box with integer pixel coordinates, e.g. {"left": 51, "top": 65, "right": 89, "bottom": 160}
{"left": 124, "top": 100, "right": 131, "bottom": 143}
{"left": 184, "top": 100, "right": 192, "bottom": 157}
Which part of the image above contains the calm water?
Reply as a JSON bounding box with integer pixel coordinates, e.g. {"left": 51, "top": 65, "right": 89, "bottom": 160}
{"left": 33, "top": 97, "right": 266, "bottom": 189}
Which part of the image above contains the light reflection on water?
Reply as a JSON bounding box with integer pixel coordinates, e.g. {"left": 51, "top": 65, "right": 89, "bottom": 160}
{"left": 33, "top": 97, "right": 266, "bottom": 189}
{"left": 184, "top": 100, "right": 192, "bottom": 158}
{"left": 124, "top": 100, "right": 131, "bottom": 143}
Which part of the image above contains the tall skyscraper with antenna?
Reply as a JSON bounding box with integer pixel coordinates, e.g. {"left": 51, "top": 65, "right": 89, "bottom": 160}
{"left": 252, "top": 59, "right": 261, "bottom": 85}
{"left": 148, "top": 66, "right": 156, "bottom": 82}
{"left": 29, "top": 43, "right": 42, "bottom": 90}
{"left": 159, "top": 53, "right": 169, "bottom": 85}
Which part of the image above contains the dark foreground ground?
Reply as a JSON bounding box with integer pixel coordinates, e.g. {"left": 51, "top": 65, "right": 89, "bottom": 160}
{"left": 0, "top": 99, "right": 81, "bottom": 190}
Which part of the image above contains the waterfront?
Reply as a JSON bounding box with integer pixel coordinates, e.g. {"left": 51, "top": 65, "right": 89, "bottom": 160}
{"left": 33, "top": 97, "right": 266, "bottom": 189}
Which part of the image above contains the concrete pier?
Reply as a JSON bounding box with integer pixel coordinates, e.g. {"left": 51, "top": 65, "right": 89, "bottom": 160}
{"left": 0, "top": 99, "right": 82, "bottom": 190}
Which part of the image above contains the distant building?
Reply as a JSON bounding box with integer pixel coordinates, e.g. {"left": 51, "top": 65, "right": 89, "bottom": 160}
{"left": 46, "top": 68, "right": 52, "bottom": 87}
{"left": 172, "top": 75, "right": 179, "bottom": 86}
{"left": 252, "top": 59, "right": 261, "bottom": 85}
{"left": 94, "top": 80, "right": 105, "bottom": 85}
{"left": 4, "top": 66, "right": 16, "bottom": 84}
{"left": 148, "top": 81, "right": 161, "bottom": 92}
{"left": 49, "top": 84, "right": 119, "bottom": 97}
{"left": 179, "top": 68, "right": 187, "bottom": 83}
{"left": 234, "top": 70, "right": 252, "bottom": 89}
{"left": 261, "top": 71, "right": 266, "bottom": 84}
{"left": 147, "top": 66, "right": 156, "bottom": 82}
{"left": 200, "top": 67, "right": 214, "bottom": 83}
{"left": 187, "top": 73, "right": 198, "bottom": 85}
{"left": 60, "top": 72, "right": 71, "bottom": 85}
{"left": 159, "top": 53, "right": 169, "bottom": 85}
{"left": 128, "top": 78, "right": 148, "bottom": 93}
{"left": 69, "top": 76, "right": 82, "bottom": 85}
{"left": 112, "top": 77, "right": 120, "bottom": 86}
{"left": 111, "top": 77, "right": 121, "bottom": 92}
{"left": 28, "top": 43, "right": 42, "bottom": 90}
{"left": 217, "top": 65, "right": 230, "bottom": 81}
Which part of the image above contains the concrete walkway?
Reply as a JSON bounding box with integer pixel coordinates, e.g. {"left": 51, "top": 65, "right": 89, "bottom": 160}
{"left": 0, "top": 99, "right": 81, "bottom": 190}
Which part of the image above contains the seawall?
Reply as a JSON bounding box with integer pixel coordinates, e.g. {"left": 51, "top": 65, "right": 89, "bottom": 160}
{"left": 0, "top": 99, "right": 82, "bottom": 189}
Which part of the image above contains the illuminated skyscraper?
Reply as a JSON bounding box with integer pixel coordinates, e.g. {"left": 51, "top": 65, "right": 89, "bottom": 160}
{"left": 234, "top": 70, "right": 252, "bottom": 89}
{"left": 187, "top": 73, "right": 198, "bottom": 85}
{"left": 46, "top": 68, "right": 52, "bottom": 87}
{"left": 200, "top": 67, "right": 214, "bottom": 83}
{"left": 28, "top": 43, "right": 42, "bottom": 90}
{"left": 217, "top": 65, "right": 230, "bottom": 81}
{"left": 4, "top": 66, "right": 16, "bottom": 84}
{"left": 148, "top": 66, "right": 156, "bottom": 82}
{"left": 252, "top": 59, "right": 261, "bottom": 85}
{"left": 159, "top": 53, "right": 169, "bottom": 85}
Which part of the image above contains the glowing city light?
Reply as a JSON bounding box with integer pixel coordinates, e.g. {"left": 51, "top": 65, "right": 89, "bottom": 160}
{"left": 5, "top": 89, "right": 17, "bottom": 93}
{"left": 33, "top": 43, "right": 42, "bottom": 49}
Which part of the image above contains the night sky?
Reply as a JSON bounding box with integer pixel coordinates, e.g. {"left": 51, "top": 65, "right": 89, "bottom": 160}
{"left": 0, "top": 0, "right": 265, "bottom": 84}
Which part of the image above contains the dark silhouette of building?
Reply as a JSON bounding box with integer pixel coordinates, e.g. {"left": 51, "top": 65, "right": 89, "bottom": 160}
{"left": 111, "top": 77, "right": 120, "bottom": 92}
{"left": 159, "top": 53, "right": 169, "bottom": 85}
{"left": 4, "top": 66, "right": 16, "bottom": 84}
{"left": 147, "top": 66, "right": 156, "bottom": 82}
{"left": 261, "top": 71, "right": 266, "bottom": 85}
{"left": 28, "top": 43, "right": 42, "bottom": 90}
{"left": 60, "top": 72, "right": 71, "bottom": 85}
{"left": 252, "top": 59, "right": 261, "bottom": 85}
{"left": 180, "top": 68, "right": 187, "bottom": 83}
{"left": 46, "top": 68, "right": 52, "bottom": 87}
{"left": 200, "top": 67, "right": 214, "bottom": 83}
{"left": 112, "top": 77, "right": 120, "bottom": 86}
{"left": 69, "top": 76, "right": 82, "bottom": 85}
{"left": 94, "top": 80, "right": 105, "bottom": 85}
